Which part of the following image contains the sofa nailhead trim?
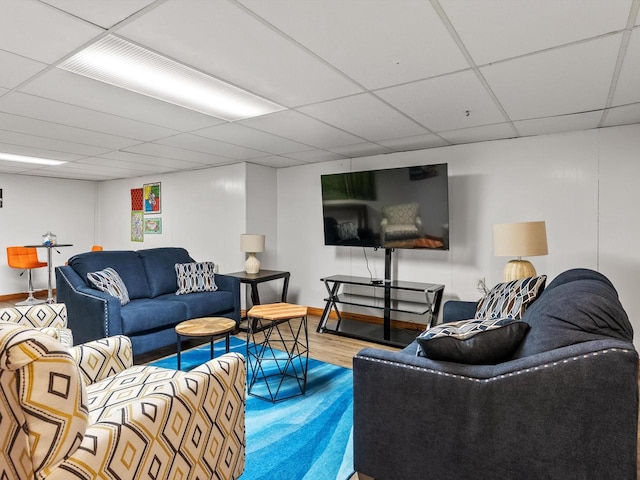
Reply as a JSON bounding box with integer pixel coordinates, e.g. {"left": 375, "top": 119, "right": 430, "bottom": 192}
{"left": 355, "top": 348, "right": 634, "bottom": 383}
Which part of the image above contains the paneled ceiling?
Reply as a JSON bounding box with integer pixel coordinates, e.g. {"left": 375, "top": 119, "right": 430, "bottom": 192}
{"left": 0, "top": 0, "right": 638, "bottom": 181}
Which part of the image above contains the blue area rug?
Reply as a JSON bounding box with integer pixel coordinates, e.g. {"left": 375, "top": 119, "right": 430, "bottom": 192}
{"left": 150, "top": 337, "right": 355, "bottom": 480}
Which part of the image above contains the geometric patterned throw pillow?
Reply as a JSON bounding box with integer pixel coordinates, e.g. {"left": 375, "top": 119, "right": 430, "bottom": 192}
{"left": 475, "top": 275, "right": 546, "bottom": 320}
{"left": 87, "top": 267, "right": 130, "bottom": 306}
{"left": 175, "top": 261, "right": 218, "bottom": 295}
{"left": 416, "top": 317, "right": 530, "bottom": 364}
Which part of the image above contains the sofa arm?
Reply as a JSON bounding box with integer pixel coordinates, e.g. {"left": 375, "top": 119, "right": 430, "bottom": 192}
{"left": 215, "top": 273, "right": 241, "bottom": 323}
{"left": 353, "top": 339, "right": 638, "bottom": 480}
{"left": 56, "top": 266, "right": 124, "bottom": 344}
{"left": 51, "top": 352, "right": 246, "bottom": 480}
{"left": 70, "top": 335, "right": 133, "bottom": 385}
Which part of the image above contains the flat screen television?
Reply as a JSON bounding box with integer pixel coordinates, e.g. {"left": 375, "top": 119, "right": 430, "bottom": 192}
{"left": 321, "top": 163, "right": 449, "bottom": 250}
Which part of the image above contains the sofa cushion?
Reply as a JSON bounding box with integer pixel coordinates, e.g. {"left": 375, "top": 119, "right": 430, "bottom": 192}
{"left": 416, "top": 317, "right": 530, "bottom": 364}
{"left": 513, "top": 269, "right": 633, "bottom": 358}
{"left": 120, "top": 299, "right": 188, "bottom": 336}
{"left": 69, "top": 250, "right": 151, "bottom": 299}
{"left": 137, "top": 247, "right": 194, "bottom": 297}
{"left": 87, "top": 267, "right": 130, "bottom": 305}
{"left": 175, "top": 261, "right": 218, "bottom": 295}
{"left": 161, "top": 291, "right": 236, "bottom": 319}
{"left": 475, "top": 275, "right": 546, "bottom": 320}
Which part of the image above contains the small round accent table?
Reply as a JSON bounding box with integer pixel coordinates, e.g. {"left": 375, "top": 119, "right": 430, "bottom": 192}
{"left": 175, "top": 317, "right": 236, "bottom": 370}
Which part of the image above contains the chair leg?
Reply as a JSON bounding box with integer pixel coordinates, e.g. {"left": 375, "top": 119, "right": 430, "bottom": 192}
{"left": 16, "top": 269, "right": 45, "bottom": 306}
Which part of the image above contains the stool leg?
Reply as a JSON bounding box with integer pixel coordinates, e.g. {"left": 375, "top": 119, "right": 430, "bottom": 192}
{"left": 16, "top": 269, "right": 45, "bottom": 306}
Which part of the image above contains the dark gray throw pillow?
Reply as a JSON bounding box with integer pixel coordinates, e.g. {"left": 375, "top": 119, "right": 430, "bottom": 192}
{"left": 416, "top": 317, "right": 530, "bottom": 364}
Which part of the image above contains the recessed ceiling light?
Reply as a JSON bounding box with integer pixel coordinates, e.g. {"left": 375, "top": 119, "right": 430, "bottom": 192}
{"left": 0, "top": 152, "right": 66, "bottom": 166}
{"left": 58, "top": 35, "right": 284, "bottom": 122}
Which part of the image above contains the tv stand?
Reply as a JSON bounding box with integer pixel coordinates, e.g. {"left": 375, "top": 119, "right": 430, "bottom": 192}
{"left": 317, "top": 274, "right": 444, "bottom": 347}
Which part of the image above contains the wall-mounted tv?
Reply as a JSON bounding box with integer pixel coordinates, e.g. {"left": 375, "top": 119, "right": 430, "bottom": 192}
{"left": 321, "top": 163, "right": 449, "bottom": 250}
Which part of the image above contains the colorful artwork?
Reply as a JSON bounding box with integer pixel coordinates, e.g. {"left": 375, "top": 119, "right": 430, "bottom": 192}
{"left": 143, "top": 182, "right": 161, "bottom": 214}
{"left": 131, "top": 188, "right": 143, "bottom": 211}
{"left": 131, "top": 211, "right": 144, "bottom": 242}
{"left": 144, "top": 217, "right": 162, "bottom": 234}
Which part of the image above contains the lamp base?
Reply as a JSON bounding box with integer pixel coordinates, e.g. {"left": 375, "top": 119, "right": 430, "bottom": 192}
{"left": 503, "top": 259, "right": 536, "bottom": 282}
{"left": 244, "top": 253, "right": 260, "bottom": 274}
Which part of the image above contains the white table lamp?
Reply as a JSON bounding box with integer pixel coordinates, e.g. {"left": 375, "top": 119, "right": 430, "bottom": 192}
{"left": 241, "top": 234, "right": 265, "bottom": 274}
{"left": 493, "top": 221, "right": 548, "bottom": 281}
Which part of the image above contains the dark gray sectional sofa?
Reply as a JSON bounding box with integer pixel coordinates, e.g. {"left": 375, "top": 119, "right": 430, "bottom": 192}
{"left": 55, "top": 247, "right": 240, "bottom": 356}
{"left": 353, "top": 268, "right": 638, "bottom": 480}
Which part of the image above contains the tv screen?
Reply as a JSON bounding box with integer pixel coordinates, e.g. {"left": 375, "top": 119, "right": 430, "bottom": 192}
{"left": 321, "top": 163, "right": 449, "bottom": 250}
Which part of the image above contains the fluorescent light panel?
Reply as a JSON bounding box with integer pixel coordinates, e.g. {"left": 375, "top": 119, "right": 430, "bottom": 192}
{"left": 58, "top": 35, "right": 284, "bottom": 121}
{"left": 0, "top": 152, "right": 66, "bottom": 166}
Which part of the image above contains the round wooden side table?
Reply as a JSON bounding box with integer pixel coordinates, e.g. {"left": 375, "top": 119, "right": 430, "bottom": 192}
{"left": 175, "top": 317, "right": 236, "bottom": 370}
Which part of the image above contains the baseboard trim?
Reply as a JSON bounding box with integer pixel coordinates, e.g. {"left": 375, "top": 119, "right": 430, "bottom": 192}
{"left": 0, "top": 290, "right": 50, "bottom": 302}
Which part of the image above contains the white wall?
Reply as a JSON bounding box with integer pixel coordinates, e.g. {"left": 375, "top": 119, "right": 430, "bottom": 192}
{"left": 96, "top": 163, "right": 249, "bottom": 274}
{"left": 0, "top": 173, "right": 96, "bottom": 295}
{"left": 277, "top": 125, "right": 640, "bottom": 349}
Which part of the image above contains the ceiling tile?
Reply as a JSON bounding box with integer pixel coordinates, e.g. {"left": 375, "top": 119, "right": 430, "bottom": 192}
{"left": 239, "top": 0, "right": 469, "bottom": 89}
{"left": 0, "top": 141, "right": 83, "bottom": 162}
{"left": 239, "top": 110, "right": 362, "bottom": 148}
{"left": 248, "top": 156, "right": 306, "bottom": 168}
{"left": 78, "top": 157, "right": 176, "bottom": 174}
{"left": 41, "top": 0, "right": 156, "bottom": 29}
{"left": 440, "top": 0, "right": 632, "bottom": 65}
{"left": 97, "top": 150, "right": 211, "bottom": 170}
{"left": 122, "top": 143, "right": 230, "bottom": 165}
{"left": 21, "top": 69, "right": 226, "bottom": 131}
{"left": 612, "top": 29, "right": 640, "bottom": 106}
{"left": 298, "top": 94, "right": 427, "bottom": 141}
{"left": 378, "top": 133, "right": 450, "bottom": 151}
{"left": 156, "top": 133, "right": 266, "bottom": 160}
{"left": 327, "top": 142, "right": 393, "bottom": 157}
{"left": 0, "top": 129, "right": 110, "bottom": 156}
{"left": 438, "top": 123, "right": 516, "bottom": 145}
{"left": 0, "top": 112, "right": 138, "bottom": 150}
{"left": 193, "top": 123, "right": 310, "bottom": 154}
{"left": 284, "top": 149, "right": 346, "bottom": 163}
{"left": 0, "top": 51, "right": 46, "bottom": 89}
{"left": 0, "top": 0, "right": 103, "bottom": 63}
{"left": 115, "top": 0, "right": 362, "bottom": 106}
{"left": 602, "top": 103, "right": 640, "bottom": 127}
{"left": 0, "top": 92, "right": 178, "bottom": 141}
{"left": 377, "top": 70, "right": 506, "bottom": 131}
{"left": 515, "top": 111, "right": 603, "bottom": 137}
{"left": 481, "top": 35, "right": 621, "bottom": 120}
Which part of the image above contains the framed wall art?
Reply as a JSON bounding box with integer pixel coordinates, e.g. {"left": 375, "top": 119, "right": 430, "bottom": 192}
{"left": 131, "top": 211, "right": 144, "bottom": 242}
{"left": 143, "top": 182, "right": 161, "bottom": 214}
{"left": 144, "top": 217, "right": 162, "bottom": 234}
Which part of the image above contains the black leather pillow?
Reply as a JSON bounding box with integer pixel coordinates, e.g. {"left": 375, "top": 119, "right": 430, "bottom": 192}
{"left": 416, "top": 318, "right": 530, "bottom": 364}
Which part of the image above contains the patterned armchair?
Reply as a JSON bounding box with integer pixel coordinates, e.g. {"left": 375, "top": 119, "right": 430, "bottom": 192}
{"left": 380, "top": 202, "right": 423, "bottom": 244}
{"left": 0, "top": 303, "right": 73, "bottom": 347}
{"left": 0, "top": 322, "right": 245, "bottom": 480}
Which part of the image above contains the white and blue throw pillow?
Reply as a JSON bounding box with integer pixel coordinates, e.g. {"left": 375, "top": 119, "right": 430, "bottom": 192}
{"left": 87, "top": 267, "right": 130, "bottom": 305}
{"left": 175, "top": 261, "right": 218, "bottom": 295}
{"left": 416, "top": 317, "right": 530, "bottom": 364}
{"left": 475, "top": 275, "right": 547, "bottom": 320}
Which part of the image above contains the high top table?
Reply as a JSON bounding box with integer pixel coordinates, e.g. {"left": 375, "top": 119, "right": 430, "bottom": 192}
{"left": 24, "top": 244, "right": 73, "bottom": 304}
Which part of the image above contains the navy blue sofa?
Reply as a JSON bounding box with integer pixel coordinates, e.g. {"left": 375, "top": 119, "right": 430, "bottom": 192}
{"left": 353, "top": 269, "right": 638, "bottom": 480}
{"left": 55, "top": 247, "right": 240, "bottom": 356}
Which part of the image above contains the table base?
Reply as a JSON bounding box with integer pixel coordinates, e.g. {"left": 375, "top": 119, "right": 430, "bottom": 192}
{"left": 247, "top": 315, "right": 308, "bottom": 402}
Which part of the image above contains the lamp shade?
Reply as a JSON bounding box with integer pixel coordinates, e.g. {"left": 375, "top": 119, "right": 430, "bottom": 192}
{"left": 240, "top": 234, "right": 265, "bottom": 253}
{"left": 493, "top": 221, "right": 548, "bottom": 257}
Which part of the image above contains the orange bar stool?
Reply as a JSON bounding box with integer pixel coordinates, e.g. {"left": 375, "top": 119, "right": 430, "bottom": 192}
{"left": 6, "top": 246, "right": 47, "bottom": 305}
{"left": 91, "top": 245, "right": 103, "bottom": 251}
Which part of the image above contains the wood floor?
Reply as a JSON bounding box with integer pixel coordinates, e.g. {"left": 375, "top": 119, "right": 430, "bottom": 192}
{"left": 1, "top": 296, "right": 637, "bottom": 479}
